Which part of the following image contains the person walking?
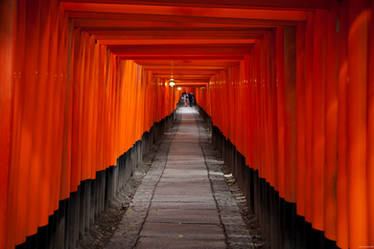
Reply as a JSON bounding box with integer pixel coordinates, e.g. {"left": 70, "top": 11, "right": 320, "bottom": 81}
{"left": 183, "top": 92, "right": 189, "bottom": 107}
{"left": 188, "top": 92, "right": 193, "bottom": 107}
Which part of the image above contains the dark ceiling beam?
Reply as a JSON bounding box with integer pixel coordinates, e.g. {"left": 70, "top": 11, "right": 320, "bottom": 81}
{"left": 150, "top": 69, "right": 220, "bottom": 74}
{"left": 134, "top": 59, "right": 241, "bottom": 66}
{"left": 73, "top": 20, "right": 256, "bottom": 29}
{"left": 153, "top": 73, "right": 214, "bottom": 77}
{"left": 162, "top": 79, "right": 210, "bottom": 83}
{"left": 110, "top": 45, "right": 252, "bottom": 56}
{"left": 72, "top": 18, "right": 294, "bottom": 30}
{"left": 62, "top": 2, "right": 308, "bottom": 21}
{"left": 61, "top": 0, "right": 330, "bottom": 10}
{"left": 67, "top": 11, "right": 295, "bottom": 28}
{"left": 89, "top": 29, "right": 267, "bottom": 40}
{"left": 143, "top": 65, "right": 226, "bottom": 70}
{"left": 99, "top": 39, "right": 256, "bottom": 45}
{"left": 119, "top": 55, "right": 246, "bottom": 60}
{"left": 152, "top": 74, "right": 211, "bottom": 79}
{"left": 174, "top": 83, "right": 208, "bottom": 87}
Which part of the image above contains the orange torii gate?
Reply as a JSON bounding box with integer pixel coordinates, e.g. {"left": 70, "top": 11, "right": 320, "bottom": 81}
{"left": 196, "top": 2, "right": 374, "bottom": 248}
{"left": 1, "top": 0, "right": 374, "bottom": 248}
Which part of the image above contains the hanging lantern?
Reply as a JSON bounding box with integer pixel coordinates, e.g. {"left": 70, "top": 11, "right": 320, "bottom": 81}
{"left": 169, "top": 78, "right": 175, "bottom": 87}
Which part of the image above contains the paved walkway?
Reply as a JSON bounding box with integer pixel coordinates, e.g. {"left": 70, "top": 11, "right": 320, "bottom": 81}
{"left": 105, "top": 107, "right": 254, "bottom": 249}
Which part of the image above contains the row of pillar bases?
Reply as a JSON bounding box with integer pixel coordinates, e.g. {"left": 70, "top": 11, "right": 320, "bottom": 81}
{"left": 196, "top": 106, "right": 339, "bottom": 249}
{"left": 15, "top": 112, "right": 176, "bottom": 249}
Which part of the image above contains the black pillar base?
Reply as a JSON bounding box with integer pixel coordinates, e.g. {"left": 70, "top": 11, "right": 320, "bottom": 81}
{"left": 15, "top": 111, "right": 176, "bottom": 249}
{"left": 211, "top": 125, "right": 340, "bottom": 249}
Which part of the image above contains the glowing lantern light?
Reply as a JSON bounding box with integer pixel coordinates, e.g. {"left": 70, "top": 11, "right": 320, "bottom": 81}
{"left": 169, "top": 78, "right": 175, "bottom": 87}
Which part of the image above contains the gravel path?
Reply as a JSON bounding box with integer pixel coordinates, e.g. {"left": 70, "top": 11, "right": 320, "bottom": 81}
{"left": 82, "top": 107, "right": 267, "bottom": 249}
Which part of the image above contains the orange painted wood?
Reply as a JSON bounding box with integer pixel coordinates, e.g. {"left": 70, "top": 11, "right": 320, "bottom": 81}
{"left": 335, "top": 5, "right": 349, "bottom": 242}
{"left": 324, "top": 2, "right": 339, "bottom": 241}
{"left": 63, "top": 0, "right": 330, "bottom": 9}
{"left": 1, "top": 2, "right": 177, "bottom": 248}
{"left": 295, "top": 22, "right": 306, "bottom": 217}
{"left": 283, "top": 26, "right": 297, "bottom": 203}
{"left": 3, "top": 1, "right": 374, "bottom": 248}
{"left": 347, "top": 0, "right": 369, "bottom": 247}
{"left": 368, "top": 2, "right": 374, "bottom": 245}
{"left": 275, "top": 27, "right": 285, "bottom": 196}
{"left": 62, "top": 2, "right": 308, "bottom": 21}
{"left": 0, "top": 0, "right": 16, "bottom": 247}
{"left": 311, "top": 10, "right": 327, "bottom": 232}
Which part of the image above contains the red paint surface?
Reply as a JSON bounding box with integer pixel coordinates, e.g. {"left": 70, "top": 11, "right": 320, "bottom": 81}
{"left": 2, "top": 1, "right": 374, "bottom": 248}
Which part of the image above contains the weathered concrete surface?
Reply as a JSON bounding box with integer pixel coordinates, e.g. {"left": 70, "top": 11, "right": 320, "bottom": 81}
{"left": 105, "top": 107, "right": 254, "bottom": 249}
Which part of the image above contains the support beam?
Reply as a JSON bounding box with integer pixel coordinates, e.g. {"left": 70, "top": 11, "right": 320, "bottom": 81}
{"left": 62, "top": 0, "right": 330, "bottom": 9}
{"left": 99, "top": 39, "right": 256, "bottom": 45}
{"left": 62, "top": 2, "right": 308, "bottom": 21}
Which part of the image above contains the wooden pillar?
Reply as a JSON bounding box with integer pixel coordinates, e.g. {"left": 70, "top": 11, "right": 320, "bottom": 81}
{"left": 347, "top": 0, "right": 369, "bottom": 248}
{"left": 0, "top": 0, "right": 16, "bottom": 248}
{"left": 283, "top": 25, "right": 297, "bottom": 249}
{"left": 368, "top": 1, "right": 374, "bottom": 245}
{"left": 324, "top": 2, "right": 340, "bottom": 243}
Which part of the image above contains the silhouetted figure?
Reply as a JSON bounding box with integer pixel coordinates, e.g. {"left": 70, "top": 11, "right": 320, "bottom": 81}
{"left": 182, "top": 92, "right": 189, "bottom": 107}
{"left": 181, "top": 92, "right": 186, "bottom": 106}
{"left": 188, "top": 92, "right": 195, "bottom": 107}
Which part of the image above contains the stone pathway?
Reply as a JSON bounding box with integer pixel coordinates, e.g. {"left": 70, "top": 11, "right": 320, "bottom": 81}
{"left": 105, "top": 107, "right": 254, "bottom": 249}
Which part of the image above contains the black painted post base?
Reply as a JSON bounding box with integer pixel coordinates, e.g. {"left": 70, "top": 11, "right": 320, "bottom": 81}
{"left": 210, "top": 125, "right": 340, "bottom": 249}
{"left": 15, "top": 111, "right": 176, "bottom": 249}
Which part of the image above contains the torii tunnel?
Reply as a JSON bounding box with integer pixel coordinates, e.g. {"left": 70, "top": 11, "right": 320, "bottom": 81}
{"left": 1, "top": 0, "right": 374, "bottom": 249}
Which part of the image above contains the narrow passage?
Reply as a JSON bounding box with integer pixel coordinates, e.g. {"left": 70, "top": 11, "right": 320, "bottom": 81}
{"left": 105, "top": 107, "right": 254, "bottom": 249}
